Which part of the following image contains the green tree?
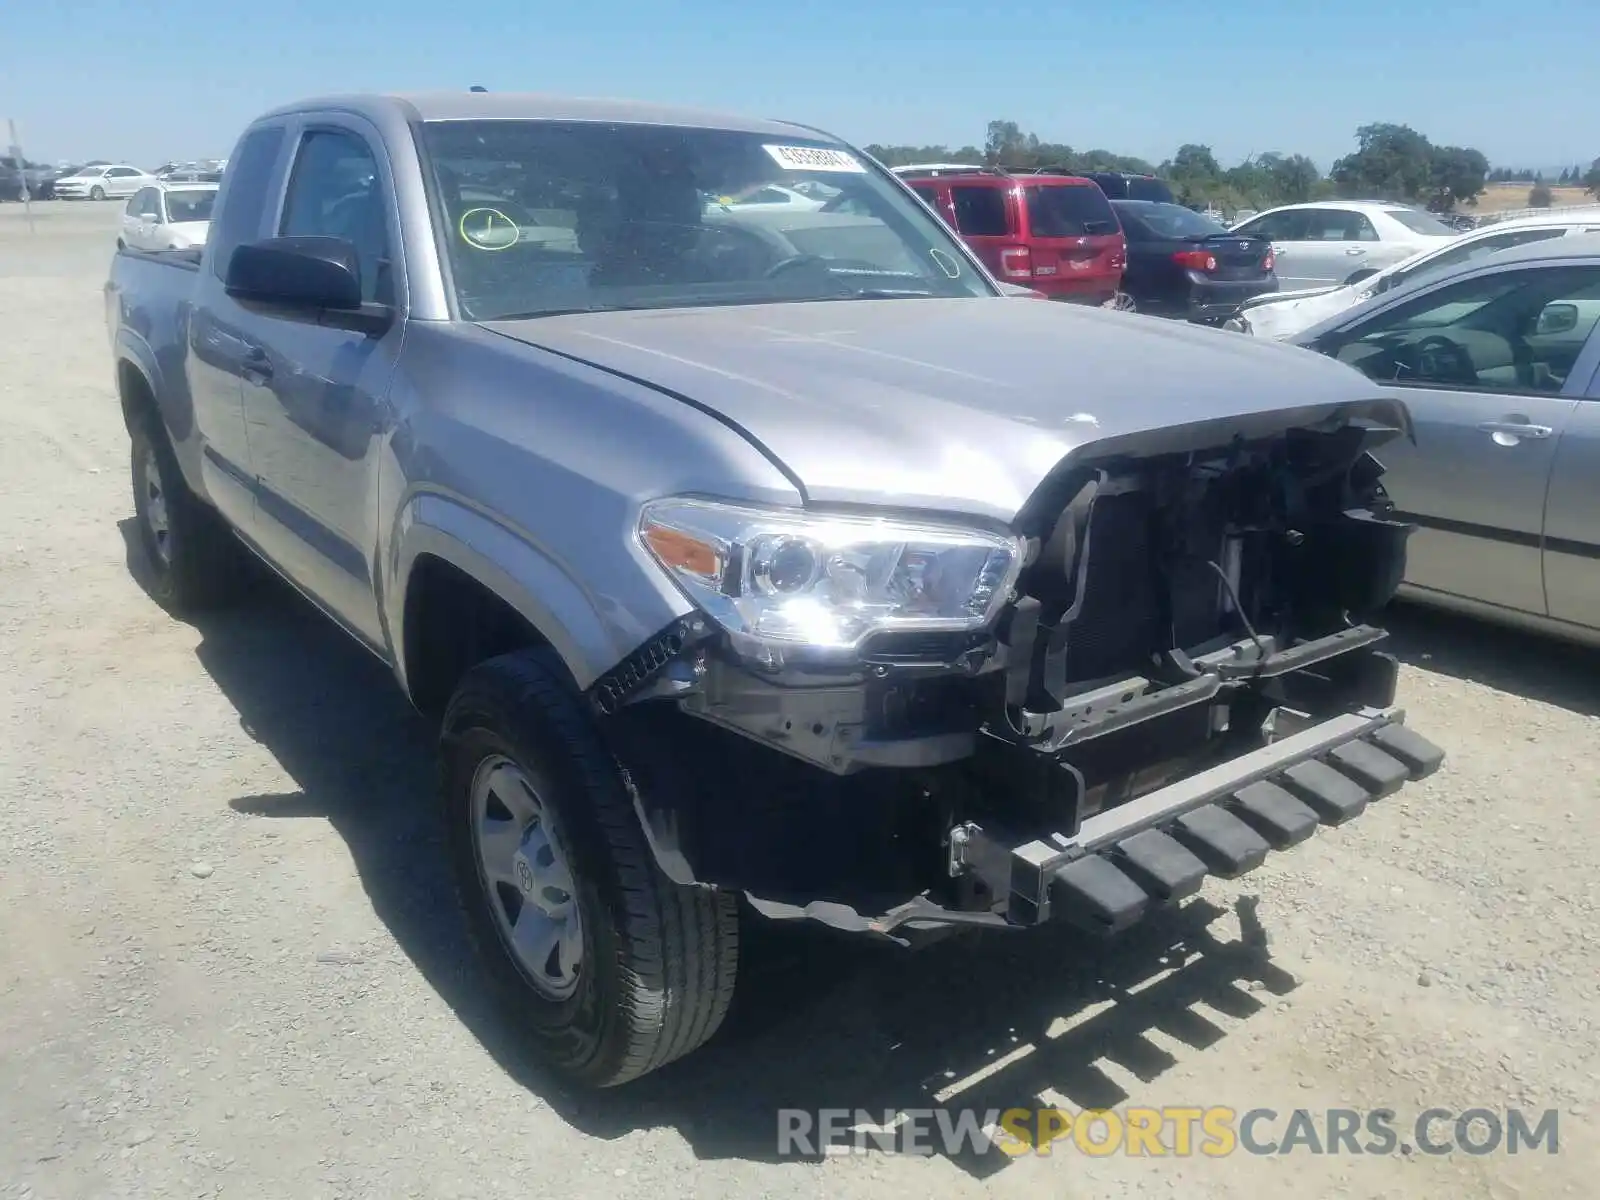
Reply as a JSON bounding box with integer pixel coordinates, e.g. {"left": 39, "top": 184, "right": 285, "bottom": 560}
{"left": 984, "top": 120, "right": 1031, "bottom": 167}
{"left": 1529, "top": 181, "right": 1554, "bottom": 208}
{"left": 1162, "top": 143, "right": 1222, "bottom": 204}
{"left": 1427, "top": 145, "right": 1489, "bottom": 210}
{"left": 1584, "top": 158, "right": 1600, "bottom": 198}
{"left": 1270, "top": 154, "right": 1323, "bottom": 204}
{"left": 1330, "top": 123, "right": 1435, "bottom": 202}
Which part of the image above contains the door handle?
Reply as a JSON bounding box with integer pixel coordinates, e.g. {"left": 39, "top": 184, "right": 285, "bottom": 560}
{"left": 240, "top": 347, "right": 273, "bottom": 384}
{"left": 1477, "top": 419, "right": 1552, "bottom": 440}
{"left": 1345, "top": 247, "right": 1366, "bottom": 255}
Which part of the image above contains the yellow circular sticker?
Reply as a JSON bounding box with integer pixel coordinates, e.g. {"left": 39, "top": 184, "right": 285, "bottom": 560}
{"left": 459, "top": 207, "right": 520, "bottom": 251}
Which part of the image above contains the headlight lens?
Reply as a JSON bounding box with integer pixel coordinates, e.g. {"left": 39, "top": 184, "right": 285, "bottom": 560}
{"left": 638, "top": 498, "right": 1022, "bottom": 652}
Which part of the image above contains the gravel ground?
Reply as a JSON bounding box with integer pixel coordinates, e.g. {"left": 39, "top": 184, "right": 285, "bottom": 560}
{"left": 2, "top": 198, "right": 1598, "bottom": 1200}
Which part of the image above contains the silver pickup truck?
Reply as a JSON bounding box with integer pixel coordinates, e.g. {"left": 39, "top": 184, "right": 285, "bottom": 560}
{"left": 105, "top": 90, "right": 1444, "bottom": 1088}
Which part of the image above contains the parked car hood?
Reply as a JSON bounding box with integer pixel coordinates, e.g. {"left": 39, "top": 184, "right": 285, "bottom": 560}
{"left": 481, "top": 298, "right": 1404, "bottom": 522}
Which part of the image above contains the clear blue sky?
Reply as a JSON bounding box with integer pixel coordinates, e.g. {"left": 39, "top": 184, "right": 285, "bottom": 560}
{"left": 5, "top": 0, "right": 1596, "bottom": 173}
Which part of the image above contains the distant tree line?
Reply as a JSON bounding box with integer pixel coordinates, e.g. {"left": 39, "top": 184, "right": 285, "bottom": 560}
{"left": 1490, "top": 166, "right": 1592, "bottom": 184}
{"left": 864, "top": 121, "right": 1600, "bottom": 215}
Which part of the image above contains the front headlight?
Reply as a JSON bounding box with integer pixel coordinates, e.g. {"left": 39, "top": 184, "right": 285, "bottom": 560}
{"left": 638, "top": 498, "right": 1023, "bottom": 653}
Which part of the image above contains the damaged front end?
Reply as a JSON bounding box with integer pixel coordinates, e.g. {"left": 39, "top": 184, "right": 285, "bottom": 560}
{"left": 595, "top": 400, "right": 1444, "bottom": 943}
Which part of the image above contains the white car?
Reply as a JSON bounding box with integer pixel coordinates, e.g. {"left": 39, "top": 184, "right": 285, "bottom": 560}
{"left": 704, "top": 182, "right": 819, "bottom": 212}
{"left": 118, "top": 183, "right": 218, "bottom": 251}
{"left": 704, "top": 183, "right": 823, "bottom": 213}
{"left": 1235, "top": 207, "right": 1600, "bottom": 339}
{"left": 1228, "top": 201, "right": 1457, "bottom": 291}
{"left": 51, "top": 163, "right": 158, "bottom": 201}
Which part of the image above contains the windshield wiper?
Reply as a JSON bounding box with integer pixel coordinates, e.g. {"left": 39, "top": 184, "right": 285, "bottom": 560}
{"left": 837, "top": 287, "right": 937, "bottom": 299}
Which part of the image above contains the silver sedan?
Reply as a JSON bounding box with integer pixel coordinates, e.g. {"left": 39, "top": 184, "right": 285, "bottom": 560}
{"left": 1291, "top": 233, "right": 1600, "bottom": 645}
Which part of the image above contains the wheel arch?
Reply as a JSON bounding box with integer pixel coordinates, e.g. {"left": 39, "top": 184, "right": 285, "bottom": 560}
{"left": 390, "top": 493, "right": 688, "bottom": 719}
{"left": 114, "top": 345, "right": 162, "bottom": 438}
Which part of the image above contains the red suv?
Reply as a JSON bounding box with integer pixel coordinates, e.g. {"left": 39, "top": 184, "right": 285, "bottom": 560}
{"left": 895, "top": 167, "right": 1126, "bottom": 304}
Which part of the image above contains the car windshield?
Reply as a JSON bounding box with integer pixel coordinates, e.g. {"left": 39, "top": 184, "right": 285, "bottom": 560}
{"left": 164, "top": 190, "right": 216, "bottom": 222}
{"left": 1119, "top": 201, "right": 1228, "bottom": 239}
{"left": 418, "top": 120, "right": 995, "bottom": 321}
{"left": 1385, "top": 208, "right": 1455, "bottom": 236}
{"left": 1022, "top": 183, "right": 1118, "bottom": 237}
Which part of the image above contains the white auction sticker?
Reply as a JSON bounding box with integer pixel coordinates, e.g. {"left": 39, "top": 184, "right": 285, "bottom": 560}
{"left": 762, "top": 144, "right": 866, "bottom": 173}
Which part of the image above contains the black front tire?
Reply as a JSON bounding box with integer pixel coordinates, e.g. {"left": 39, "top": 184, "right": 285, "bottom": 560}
{"left": 90, "top": 185, "right": 106, "bottom": 201}
{"left": 441, "top": 648, "right": 739, "bottom": 1088}
{"left": 129, "top": 417, "right": 248, "bottom": 613}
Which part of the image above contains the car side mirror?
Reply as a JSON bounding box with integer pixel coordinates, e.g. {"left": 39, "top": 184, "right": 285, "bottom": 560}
{"left": 226, "top": 236, "right": 362, "bottom": 310}
{"left": 1535, "top": 302, "right": 1579, "bottom": 335}
{"left": 224, "top": 236, "right": 391, "bottom": 334}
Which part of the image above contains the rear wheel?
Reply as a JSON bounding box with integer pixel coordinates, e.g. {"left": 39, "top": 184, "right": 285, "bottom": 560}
{"left": 441, "top": 648, "right": 739, "bottom": 1087}
{"left": 129, "top": 417, "right": 248, "bottom": 613}
{"left": 1103, "top": 291, "right": 1138, "bottom": 312}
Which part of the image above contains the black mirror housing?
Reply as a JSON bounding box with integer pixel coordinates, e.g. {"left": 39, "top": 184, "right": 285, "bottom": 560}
{"left": 225, "top": 236, "right": 364, "bottom": 312}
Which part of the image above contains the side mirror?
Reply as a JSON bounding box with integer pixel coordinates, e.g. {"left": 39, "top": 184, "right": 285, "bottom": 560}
{"left": 1535, "top": 301, "right": 1579, "bottom": 335}
{"left": 224, "top": 236, "right": 391, "bottom": 334}
{"left": 226, "top": 236, "right": 363, "bottom": 311}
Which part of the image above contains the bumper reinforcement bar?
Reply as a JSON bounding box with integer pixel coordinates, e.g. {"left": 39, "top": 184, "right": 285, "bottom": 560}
{"left": 756, "top": 706, "right": 1443, "bottom": 943}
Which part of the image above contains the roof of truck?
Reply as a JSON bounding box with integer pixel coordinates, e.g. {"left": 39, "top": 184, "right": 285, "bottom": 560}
{"left": 257, "top": 91, "right": 822, "bottom": 139}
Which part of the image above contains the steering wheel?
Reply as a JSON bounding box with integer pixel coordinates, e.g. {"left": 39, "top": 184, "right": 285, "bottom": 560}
{"left": 762, "top": 253, "right": 834, "bottom": 280}
{"left": 1411, "top": 334, "right": 1476, "bottom": 385}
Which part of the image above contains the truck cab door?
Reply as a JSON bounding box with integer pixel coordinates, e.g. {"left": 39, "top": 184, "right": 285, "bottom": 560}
{"left": 226, "top": 118, "right": 404, "bottom": 651}
{"left": 186, "top": 124, "right": 292, "bottom": 536}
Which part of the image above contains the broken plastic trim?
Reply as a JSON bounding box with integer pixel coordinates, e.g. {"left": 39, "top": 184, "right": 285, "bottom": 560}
{"left": 586, "top": 615, "right": 714, "bottom": 716}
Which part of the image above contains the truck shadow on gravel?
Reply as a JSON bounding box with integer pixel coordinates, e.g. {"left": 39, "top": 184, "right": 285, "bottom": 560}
{"left": 1380, "top": 599, "right": 1600, "bottom": 718}
{"left": 123, "top": 520, "right": 1302, "bottom": 1177}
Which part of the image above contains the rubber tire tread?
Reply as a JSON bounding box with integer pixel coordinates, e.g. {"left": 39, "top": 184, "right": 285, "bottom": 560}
{"left": 440, "top": 647, "right": 738, "bottom": 1087}
{"left": 129, "top": 415, "right": 248, "bottom": 614}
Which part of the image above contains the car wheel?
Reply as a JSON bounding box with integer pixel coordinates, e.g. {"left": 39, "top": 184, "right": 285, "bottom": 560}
{"left": 129, "top": 417, "right": 249, "bottom": 613}
{"left": 441, "top": 648, "right": 739, "bottom": 1088}
{"left": 90, "top": 185, "right": 106, "bottom": 201}
{"left": 1103, "top": 292, "right": 1138, "bottom": 312}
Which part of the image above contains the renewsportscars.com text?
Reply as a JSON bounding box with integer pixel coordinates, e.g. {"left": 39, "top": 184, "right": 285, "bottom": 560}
{"left": 776, "top": 1106, "right": 1561, "bottom": 1158}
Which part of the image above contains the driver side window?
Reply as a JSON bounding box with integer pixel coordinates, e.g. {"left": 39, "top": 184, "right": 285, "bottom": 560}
{"left": 1237, "top": 210, "right": 1306, "bottom": 242}
{"left": 1321, "top": 265, "right": 1600, "bottom": 395}
{"left": 280, "top": 128, "right": 394, "bottom": 304}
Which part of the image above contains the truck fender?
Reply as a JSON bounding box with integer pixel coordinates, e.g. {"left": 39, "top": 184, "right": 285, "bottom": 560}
{"left": 114, "top": 330, "right": 208, "bottom": 495}
{"left": 388, "top": 491, "right": 690, "bottom": 698}
{"left": 114, "top": 331, "right": 168, "bottom": 432}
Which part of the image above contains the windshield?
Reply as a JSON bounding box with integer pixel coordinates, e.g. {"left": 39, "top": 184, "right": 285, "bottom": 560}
{"left": 1023, "top": 184, "right": 1118, "bottom": 237}
{"left": 418, "top": 120, "right": 995, "bottom": 321}
{"left": 1117, "top": 201, "right": 1228, "bottom": 239}
{"left": 164, "top": 190, "right": 216, "bottom": 222}
{"left": 1385, "top": 208, "right": 1455, "bottom": 236}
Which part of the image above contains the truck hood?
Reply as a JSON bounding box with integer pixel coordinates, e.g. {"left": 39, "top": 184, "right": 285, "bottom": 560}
{"left": 481, "top": 298, "right": 1403, "bottom": 523}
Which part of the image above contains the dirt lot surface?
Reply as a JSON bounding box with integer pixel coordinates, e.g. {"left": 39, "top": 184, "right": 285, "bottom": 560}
{"left": 3, "top": 199, "right": 1598, "bottom": 1200}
